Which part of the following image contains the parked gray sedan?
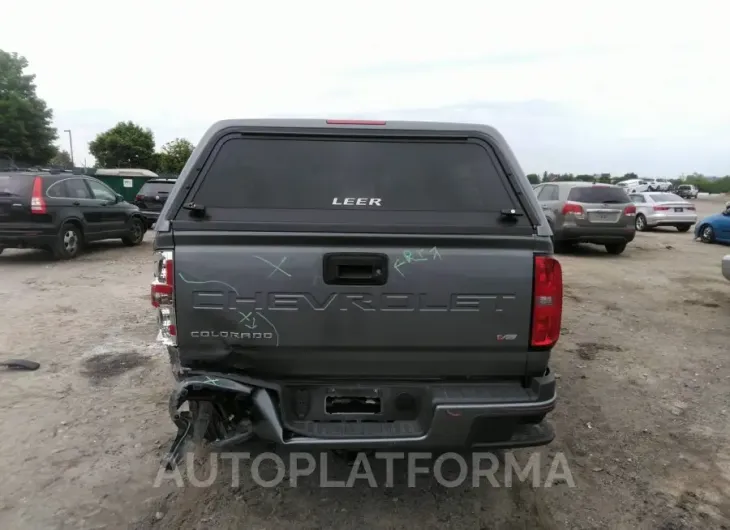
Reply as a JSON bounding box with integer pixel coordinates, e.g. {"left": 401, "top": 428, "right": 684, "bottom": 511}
{"left": 534, "top": 181, "right": 636, "bottom": 254}
{"left": 723, "top": 255, "right": 730, "bottom": 281}
{"left": 628, "top": 192, "right": 697, "bottom": 232}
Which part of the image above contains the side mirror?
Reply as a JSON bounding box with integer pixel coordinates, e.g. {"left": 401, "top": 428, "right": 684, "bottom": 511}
{"left": 115, "top": 193, "right": 124, "bottom": 203}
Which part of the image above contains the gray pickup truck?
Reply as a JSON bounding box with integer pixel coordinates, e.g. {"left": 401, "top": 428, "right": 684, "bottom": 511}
{"left": 151, "top": 119, "right": 563, "bottom": 466}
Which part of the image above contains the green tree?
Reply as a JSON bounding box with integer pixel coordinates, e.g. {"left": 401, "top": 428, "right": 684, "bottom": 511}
{"left": 0, "top": 50, "right": 58, "bottom": 165}
{"left": 684, "top": 173, "right": 730, "bottom": 194}
{"left": 526, "top": 173, "right": 540, "bottom": 185}
{"left": 89, "top": 121, "right": 156, "bottom": 168}
{"left": 49, "top": 149, "right": 72, "bottom": 168}
{"left": 157, "top": 138, "right": 194, "bottom": 174}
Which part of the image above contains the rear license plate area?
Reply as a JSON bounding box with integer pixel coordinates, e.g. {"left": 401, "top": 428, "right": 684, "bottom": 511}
{"left": 674, "top": 208, "right": 683, "bottom": 212}
{"left": 325, "top": 389, "right": 382, "bottom": 415}
{"left": 590, "top": 212, "right": 619, "bottom": 223}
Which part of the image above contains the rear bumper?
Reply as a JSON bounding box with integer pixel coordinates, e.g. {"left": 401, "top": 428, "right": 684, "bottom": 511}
{"left": 645, "top": 212, "right": 697, "bottom": 226}
{"left": 722, "top": 255, "right": 730, "bottom": 281}
{"left": 0, "top": 229, "right": 57, "bottom": 249}
{"left": 139, "top": 210, "right": 161, "bottom": 223}
{"left": 166, "top": 369, "right": 557, "bottom": 452}
{"left": 555, "top": 225, "right": 635, "bottom": 244}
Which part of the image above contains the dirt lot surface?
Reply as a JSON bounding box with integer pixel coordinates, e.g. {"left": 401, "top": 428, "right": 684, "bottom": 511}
{"left": 1, "top": 196, "right": 729, "bottom": 530}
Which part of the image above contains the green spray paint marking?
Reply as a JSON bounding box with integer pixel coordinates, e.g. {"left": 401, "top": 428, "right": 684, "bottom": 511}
{"left": 393, "top": 247, "right": 442, "bottom": 277}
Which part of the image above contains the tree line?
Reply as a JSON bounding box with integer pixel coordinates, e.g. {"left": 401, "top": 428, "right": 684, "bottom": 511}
{"left": 3, "top": 49, "right": 729, "bottom": 187}
{"left": 1, "top": 50, "right": 194, "bottom": 175}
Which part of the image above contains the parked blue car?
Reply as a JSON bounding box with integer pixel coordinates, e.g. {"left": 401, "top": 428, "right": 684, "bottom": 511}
{"left": 695, "top": 202, "right": 730, "bottom": 244}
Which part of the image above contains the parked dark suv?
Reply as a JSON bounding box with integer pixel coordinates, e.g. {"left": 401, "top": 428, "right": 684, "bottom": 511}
{"left": 0, "top": 171, "right": 147, "bottom": 259}
{"left": 133, "top": 178, "right": 176, "bottom": 228}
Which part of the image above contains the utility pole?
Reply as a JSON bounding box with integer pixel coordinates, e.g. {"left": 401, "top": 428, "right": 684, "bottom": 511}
{"left": 63, "top": 129, "right": 74, "bottom": 167}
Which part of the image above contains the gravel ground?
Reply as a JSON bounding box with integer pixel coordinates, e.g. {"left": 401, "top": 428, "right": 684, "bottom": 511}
{"left": 0, "top": 196, "right": 729, "bottom": 530}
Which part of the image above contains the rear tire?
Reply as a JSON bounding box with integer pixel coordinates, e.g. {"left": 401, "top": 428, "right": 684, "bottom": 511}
{"left": 676, "top": 224, "right": 692, "bottom": 232}
{"left": 635, "top": 214, "right": 648, "bottom": 231}
{"left": 605, "top": 242, "right": 627, "bottom": 255}
{"left": 122, "top": 217, "right": 145, "bottom": 246}
{"left": 53, "top": 223, "right": 83, "bottom": 260}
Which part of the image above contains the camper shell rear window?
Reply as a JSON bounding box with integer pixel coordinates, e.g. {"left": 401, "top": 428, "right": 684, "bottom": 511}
{"left": 567, "top": 186, "right": 630, "bottom": 203}
{"left": 172, "top": 134, "right": 534, "bottom": 234}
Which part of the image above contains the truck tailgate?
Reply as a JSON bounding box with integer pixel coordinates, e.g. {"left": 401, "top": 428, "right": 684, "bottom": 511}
{"left": 173, "top": 235, "right": 534, "bottom": 377}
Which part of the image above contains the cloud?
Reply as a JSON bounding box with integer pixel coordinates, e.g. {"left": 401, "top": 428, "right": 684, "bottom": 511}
{"left": 2, "top": 0, "right": 728, "bottom": 174}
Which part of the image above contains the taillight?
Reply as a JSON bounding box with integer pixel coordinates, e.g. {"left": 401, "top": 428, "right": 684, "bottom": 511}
{"left": 623, "top": 204, "right": 636, "bottom": 216}
{"left": 326, "top": 119, "right": 386, "bottom": 125}
{"left": 135, "top": 194, "right": 144, "bottom": 201}
{"left": 151, "top": 251, "right": 176, "bottom": 346}
{"left": 653, "top": 206, "right": 670, "bottom": 211}
{"left": 562, "top": 202, "right": 584, "bottom": 217}
{"left": 30, "top": 176, "right": 46, "bottom": 214}
{"left": 686, "top": 206, "right": 695, "bottom": 211}
{"left": 530, "top": 255, "right": 563, "bottom": 349}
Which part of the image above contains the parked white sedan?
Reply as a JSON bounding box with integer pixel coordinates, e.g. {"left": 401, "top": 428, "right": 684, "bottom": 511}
{"left": 628, "top": 192, "right": 698, "bottom": 232}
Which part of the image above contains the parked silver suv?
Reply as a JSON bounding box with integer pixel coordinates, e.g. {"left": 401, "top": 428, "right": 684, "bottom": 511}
{"left": 534, "top": 181, "right": 636, "bottom": 254}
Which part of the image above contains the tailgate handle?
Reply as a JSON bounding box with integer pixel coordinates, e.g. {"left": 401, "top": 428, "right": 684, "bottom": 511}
{"left": 323, "top": 253, "right": 388, "bottom": 286}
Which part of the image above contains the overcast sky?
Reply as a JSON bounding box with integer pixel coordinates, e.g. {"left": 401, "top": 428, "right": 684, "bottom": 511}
{"left": 3, "top": 0, "right": 729, "bottom": 176}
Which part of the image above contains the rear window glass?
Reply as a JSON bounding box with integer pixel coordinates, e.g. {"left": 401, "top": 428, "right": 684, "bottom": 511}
{"left": 650, "top": 193, "right": 683, "bottom": 202}
{"left": 190, "top": 137, "right": 519, "bottom": 213}
{"left": 140, "top": 182, "right": 175, "bottom": 195}
{"left": 567, "top": 186, "right": 629, "bottom": 203}
{"left": 0, "top": 175, "right": 33, "bottom": 197}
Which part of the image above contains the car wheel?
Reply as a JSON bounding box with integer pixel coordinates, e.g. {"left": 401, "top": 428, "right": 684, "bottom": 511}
{"left": 122, "top": 217, "right": 145, "bottom": 246}
{"left": 53, "top": 223, "right": 83, "bottom": 260}
{"left": 700, "top": 224, "right": 715, "bottom": 243}
{"left": 676, "top": 224, "right": 692, "bottom": 233}
{"left": 605, "top": 242, "right": 627, "bottom": 255}
{"left": 635, "top": 214, "right": 648, "bottom": 231}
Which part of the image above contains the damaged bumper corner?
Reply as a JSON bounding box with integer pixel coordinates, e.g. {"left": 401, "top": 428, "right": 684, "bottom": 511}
{"left": 163, "top": 371, "right": 557, "bottom": 468}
